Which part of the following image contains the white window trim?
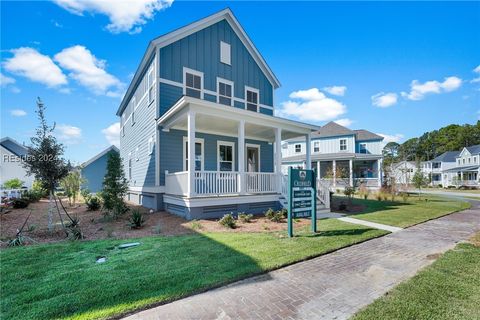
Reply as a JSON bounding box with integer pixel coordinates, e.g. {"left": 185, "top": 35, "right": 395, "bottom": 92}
{"left": 182, "top": 137, "right": 205, "bottom": 171}
{"left": 295, "top": 144, "right": 302, "bottom": 153}
{"left": 340, "top": 139, "right": 347, "bottom": 151}
{"left": 359, "top": 143, "right": 367, "bottom": 153}
{"left": 220, "top": 41, "right": 231, "bottom": 65}
{"left": 216, "top": 77, "right": 234, "bottom": 107}
{"left": 246, "top": 143, "right": 261, "bottom": 172}
{"left": 128, "top": 152, "right": 132, "bottom": 180}
{"left": 183, "top": 67, "right": 204, "bottom": 99}
{"left": 148, "top": 136, "right": 154, "bottom": 155}
{"left": 217, "top": 140, "right": 235, "bottom": 171}
{"left": 135, "top": 146, "right": 140, "bottom": 161}
{"left": 245, "top": 86, "right": 260, "bottom": 112}
{"left": 313, "top": 141, "right": 320, "bottom": 153}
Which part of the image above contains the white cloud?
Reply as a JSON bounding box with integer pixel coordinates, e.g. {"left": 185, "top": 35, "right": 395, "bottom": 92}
{"left": 277, "top": 88, "right": 346, "bottom": 122}
{"left": 323, "top": 86, "right": 347, "bottom": 96}
{"left": 1, "top": 73, "right": 15, "bottom": 87}
{"left": 56, "top": 124, "right": 82, "bottom": 145}
{"left": 401, "top": 76, "right": 462, "bottom": 101}
{"left": 54, "top": 45, "right": 124, "bottom": 96}
{"left": 371, "top": 92, "right": 398, "bottom": 108}
{"left": 53, "top": 0, "right": 173, "bottom": 34}
{"left": 102, "top": 122, "right": 120, "bottom": 147}
{"left": 334, "top": 118, "right": 353, "bottom": 127}
{"left": 3, "top": 47, "right": 67, "bottom": 87}
{"left": 10, "top": 109, "right": 27, "bottom": 117}
{"left": 471, "top": 65, "right": 480, "bottom": 83}
{"left": 377, "top": 133, "right": 404, "bottom": 144}
{"left": 474, "top": 65, "right": 480, "bottom": 73}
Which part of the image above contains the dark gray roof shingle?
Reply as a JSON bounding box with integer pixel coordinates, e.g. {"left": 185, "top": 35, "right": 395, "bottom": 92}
{"left": 466, "top": 144, "right": 480, "bottom": 155}
{"left": 354, "top": 129, "right": 384, "bottom": 141}
{"left": 432, "top": 151, "right": 460, "bottom": 162}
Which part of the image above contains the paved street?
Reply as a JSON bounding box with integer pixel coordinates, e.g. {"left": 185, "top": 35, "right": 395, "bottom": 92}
{"left": 124, "top": 201, "right": 480, "bottom": 320}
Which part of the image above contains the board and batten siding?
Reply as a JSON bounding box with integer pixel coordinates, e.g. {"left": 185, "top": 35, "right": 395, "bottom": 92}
{"left": 81, "top": 149, "right": 118, "bottom": 193}
{"left": 159, "top": 129, "right": 273, "bottom": 185}
{"left": 355, "top": 140, "right": 383, "bottom": 155}
{"left": 159, "top": 19, "right": 273, "bottom": 117}
{"left": 282, "top": 135, "right": 356, "bottom": 157}
{"left": 120, "top": 57, "right": 157, "bottom": 189}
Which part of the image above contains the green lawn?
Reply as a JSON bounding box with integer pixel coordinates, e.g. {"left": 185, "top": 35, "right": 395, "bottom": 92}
{"left": 424, "top": 187, "right": 480, "bottom": 194}
{"left": 0, "top": 219, "right": 386, "bottom": 320}
{"left": 353, "top": 237, "right": 480, "bottom": 320}
{"left": 346, "top": 196, "right": 470, "bottom": 228}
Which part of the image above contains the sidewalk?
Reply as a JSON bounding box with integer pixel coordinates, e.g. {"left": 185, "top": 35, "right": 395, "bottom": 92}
{"left": 123, "top": 202, "right": 480, "bottom": 320}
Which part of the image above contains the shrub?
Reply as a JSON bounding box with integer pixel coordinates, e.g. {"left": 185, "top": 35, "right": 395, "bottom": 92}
{"left": 264, "top": 208, "right": 275, "bottom": 220}
{"left": 12, "top": 198, "right": 29, "bottom": 209}
{"left": 190, "top": 220, "right": 203, "bottom": 230}
{"left": 86, "top": 195, "right": 101, "bottom": 211}
{"left": 375, "top": 192, "right": 382, "bottom": 201}
{"left": 32, "top": 180, "right": 48, "bottom": 198}
{"left": 23, "top": 190, "right": 42, "bottom": 203}
{"left": 343, "top": 186, "right": 355, "bottom": 200}
{"left": 3, "top": 178, "right": 24, "bottom": 189}
{"left": 271, "top": 211, "right": 284, "bottom": 223}
{"left": 219, "top": 213, "right": 236, "bottom": 229}
{"left": 390, "top": 192, "right": 396, "bottom": 202}
{"left": 128, "top": 209, "right": 145, "bottom": 229}
{"left": 65, "top": 216, "right": 83, "bottom": 240}
{"left": 81, "top": 188, "right": 91, "bottom": 201}
{"left": 358, "top": 184, "right": 370, "bottom": 200}
{"left": 238, "top": 213, "right": 253, "bottom": 223}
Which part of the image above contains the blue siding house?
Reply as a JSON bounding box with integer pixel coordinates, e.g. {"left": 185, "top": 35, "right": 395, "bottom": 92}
{"left": 80, "top": 146, "right": 119, "bottom": 193}
{"left": 117, "top": 9, "right": 322, "bottom": 219}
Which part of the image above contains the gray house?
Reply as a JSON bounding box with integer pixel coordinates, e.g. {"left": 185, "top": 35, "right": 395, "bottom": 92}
{"left": 80, "top": 146, "right": 119, "bottom": 193}
{"left": 117, "top": 9, "right": 324, "bottom": 219}
{"left": 282, "top": 122, "right": 384, "bottom": 189}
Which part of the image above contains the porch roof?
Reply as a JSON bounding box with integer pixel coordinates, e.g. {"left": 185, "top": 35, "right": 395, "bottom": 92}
{"left": 443, "top": 165, "right": 480, "bottom": 173}
{"left": 282, "top": 152, "right": 382, "bottom": 163}
{"left": 157, "top": 96, "right": 319, "bottom": 142}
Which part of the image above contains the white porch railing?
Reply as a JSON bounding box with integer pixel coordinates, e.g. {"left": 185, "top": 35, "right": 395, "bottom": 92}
{"left": 316, "top": 179, "right": 331, "bottom": 209}
{"left": 0, "top": 188, "right": 28, "bottom": 205}
{"left": 164, "top": 171, "right": 189, "bottom": 196}
{"left": 246, "top": 172, "right": 277, "bottom": 194}
{"left": 195, "top": 171, "right": 239, "bottom": 195}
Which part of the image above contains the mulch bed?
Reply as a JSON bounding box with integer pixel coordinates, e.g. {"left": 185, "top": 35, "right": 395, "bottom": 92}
{"left": 0, "top": 198, "right": 310, "bottom": 247}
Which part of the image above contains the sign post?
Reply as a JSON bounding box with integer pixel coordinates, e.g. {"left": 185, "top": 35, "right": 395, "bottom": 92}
{"left": 287, "top": 167, "right": 317, "bottom": 237}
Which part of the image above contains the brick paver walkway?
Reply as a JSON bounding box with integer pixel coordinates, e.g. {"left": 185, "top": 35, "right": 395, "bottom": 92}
{"left": 124, "top": 203, "right": 480, "bottom": 320}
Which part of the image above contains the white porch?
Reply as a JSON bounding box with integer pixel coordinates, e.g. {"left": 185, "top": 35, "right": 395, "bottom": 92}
{"left": 158, "top": 97, "right": 324, "bottom": 205}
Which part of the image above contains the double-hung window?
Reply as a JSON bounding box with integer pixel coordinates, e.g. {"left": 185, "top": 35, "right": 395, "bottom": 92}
{"left": 218, "top": 141, "right": 235, "bottom": 171}
{"left": 295, "top": 144, "right": 302, "bottom": 153}
{"left": 217, "top": 78, "right": 233, "bottom": 106}
{"left": 148, "top": 66, "right": 155, "bottom": 104}
{"left": 245, "top": 87, "right": 259, "bottom": 112}
{"left": 184, "top": 68, "right": 202, "bottom": 99}
{"left": 340, "top": 139, "right": 347, "bottom": 151}
{"left": 359, "top": 143, "right": 367, "bottom": 154}
{"left": 313, "top": 141, "right": 320, "bottom": 153}
{"left": 183, "top": 138, "right": 204, "bottom": 171}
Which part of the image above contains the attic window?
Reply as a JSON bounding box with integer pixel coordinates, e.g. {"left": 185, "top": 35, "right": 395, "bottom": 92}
{"left": 220, "top": 41, "right": 231, "bottom": 65}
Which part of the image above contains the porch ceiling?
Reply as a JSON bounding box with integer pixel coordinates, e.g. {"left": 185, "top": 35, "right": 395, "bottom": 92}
{"left": 158, "top": 96, "right": 319, "bottom": 142}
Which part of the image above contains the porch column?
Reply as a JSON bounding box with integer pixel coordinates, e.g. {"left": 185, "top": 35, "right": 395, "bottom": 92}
{"left": 317, "top": 161, "right": 321, "bottom": 180}
{"left": 378, "top": 158, "right": 383, "bottom": 187}
{"left": 333, "top": 160, "right": 337, "bottom": 187}
{"left": 238, "top": 120, "right": 246, "bottom": 195}
{"left": 275, "top": 127, "right": 282, "bottom": 193}
{"left": 187, "top": 110, "right": 196, "bottom": 198}
{"left": 305, "top": 133, "right": 311, "bottom": 170}
{"left": 349, "top": 159, "right": 353, "bottom": 187}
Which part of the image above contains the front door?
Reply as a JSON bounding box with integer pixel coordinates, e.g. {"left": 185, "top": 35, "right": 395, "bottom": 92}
{"left": 247, "top": 146, "right": 259, "bottom": 172}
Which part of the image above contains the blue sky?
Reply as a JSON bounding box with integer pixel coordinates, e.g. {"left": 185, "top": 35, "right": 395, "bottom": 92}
{"left": 1, "top": 1, "right": 479, "bottom": 163}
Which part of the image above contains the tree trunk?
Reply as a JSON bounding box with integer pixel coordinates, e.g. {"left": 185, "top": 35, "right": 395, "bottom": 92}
{"left": 48, "top": 191, "right": 54, "bottom": 232}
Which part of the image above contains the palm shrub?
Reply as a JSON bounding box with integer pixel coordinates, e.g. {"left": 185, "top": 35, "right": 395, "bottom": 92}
{"left": 65, "top": 215, "right": 83, "bottom": 240}
{"left": 86, "top": 195, "right": 101, "bottom": 211}
{"left": 101, "top": 152, "right": 129, "bottom": 219}
{"left": 238, "top": 213, "right": 253, "bottom": 223}
{"left": 129, "top": 209, "right": 145, "bottom": 229}
{"left": 264, "top": 208, "right": 275, "bottom": 220}
{"left": 3, "top": 178, "right": 24, "bottom": 189}
{"left": 219, "top": 213, "right": 236, "bottom": 229}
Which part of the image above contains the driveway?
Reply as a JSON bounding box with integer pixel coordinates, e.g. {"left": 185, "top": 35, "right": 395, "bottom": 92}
{"left": 124, "top": 201, "right": 480, "bottom": 320}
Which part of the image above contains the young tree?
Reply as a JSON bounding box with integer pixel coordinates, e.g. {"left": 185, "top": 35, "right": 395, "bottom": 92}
{"left": 412, "top": 165, "right": 428, "bottom": 198}
{"left": 102, "top": 152, "right": 128, "bottom": 218}
{"left": 60, "top": 171, "right": 85, "bottom": 206}
{"left": 3, "top": 178, "right": 24, "bottom": 189}
{"left": 23, "top": 98, "right": 70, "bottom": 231}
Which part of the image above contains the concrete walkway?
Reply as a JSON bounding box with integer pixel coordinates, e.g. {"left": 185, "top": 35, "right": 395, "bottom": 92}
{"left": 124, "top": 203, "right": 480, "bottom": 320}
{"left": 338, "top": 216, "right": 403, "bottom": 233}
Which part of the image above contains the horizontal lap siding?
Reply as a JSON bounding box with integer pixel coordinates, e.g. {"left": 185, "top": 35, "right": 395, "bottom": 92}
{"left": 81, "top": 151, "right": 116, "bottom": 193}
{"left": 159, "top": 19, "right": 273, "bottom": 115}
{"left": 120, "top": 60, "right": 157, "bottom": 189}
{"left": 159, "top": 129, "right": 274, "bottom": 185}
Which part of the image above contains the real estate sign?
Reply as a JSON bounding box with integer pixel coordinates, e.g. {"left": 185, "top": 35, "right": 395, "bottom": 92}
{"left": 288, "top": 167, "right": 317, "bottom": 237}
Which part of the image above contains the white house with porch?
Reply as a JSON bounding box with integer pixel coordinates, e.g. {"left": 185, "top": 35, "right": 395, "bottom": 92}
{"left": 117, "top": 9, "right": 329, "bottom": 219}
{"left": 281, "top": 122, "right": 384, "bottom": 189}
{"left": 442, "top": 145, "right": 480, "bottom": 188}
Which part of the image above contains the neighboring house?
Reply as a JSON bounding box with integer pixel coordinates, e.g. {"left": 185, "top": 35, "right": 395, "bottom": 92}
{"left": 0, "top": 137, "right": 34, "bottom": 189}
{"left": 391, "top": 161, "right": 418, "bottom": 185}
{"left": 80, "top": 146, "right": 119, "bottom": 193}
{"left": 117, "top": 9, "right": 321, "bottom": 219}
{"left": 442, "top": 145, "right": 480, "bottom": 187}
{"left": 281, "top": 122, "right": 384, "bottom": 189}
{"left": 421, "top": 151, "right": 458, "bottom": 186}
